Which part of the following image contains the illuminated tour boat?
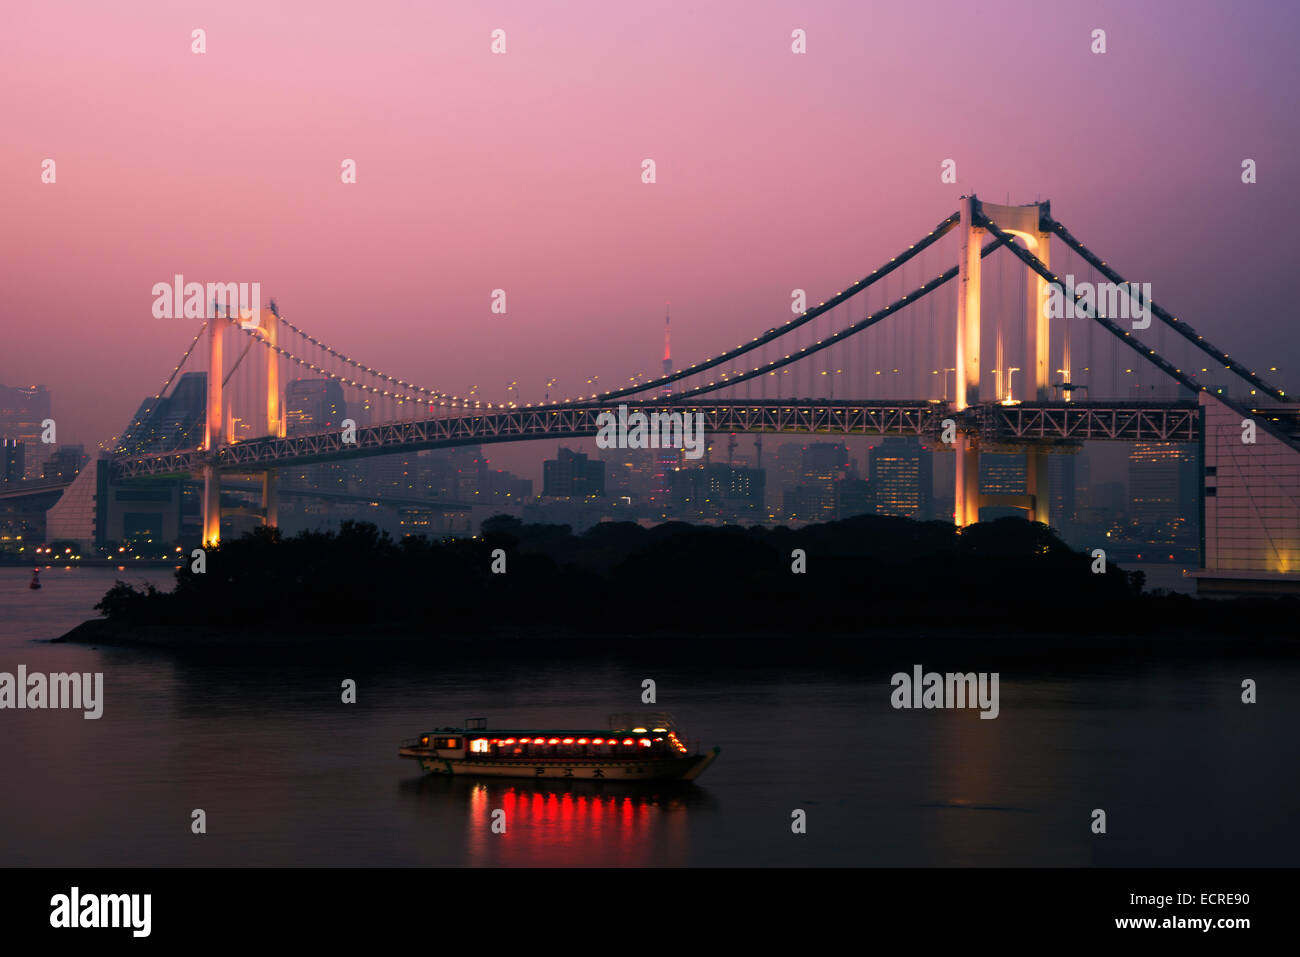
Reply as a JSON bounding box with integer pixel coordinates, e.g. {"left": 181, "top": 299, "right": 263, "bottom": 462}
{"left": 400, "top": 714, "right": 719, "bottom": 781}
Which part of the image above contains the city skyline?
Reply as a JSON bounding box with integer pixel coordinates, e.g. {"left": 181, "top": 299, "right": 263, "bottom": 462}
{"left": 1, "top": 368, "right": 1205, "bottom": 569}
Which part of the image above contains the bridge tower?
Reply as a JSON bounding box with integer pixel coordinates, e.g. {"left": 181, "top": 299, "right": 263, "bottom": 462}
{"left": 202, "top": 317, "right": 223, "bottom": 545}
{"left": 953, "top": 195, "right": 1052, "bottom": 526}
{"left": 201, "top": 306, "right": 282, "bottom": 545}
{"left": 261, "top": 302, "right": 280, "bottom": 527}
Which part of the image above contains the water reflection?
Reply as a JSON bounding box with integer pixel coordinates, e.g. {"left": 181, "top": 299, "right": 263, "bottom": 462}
{"left": 404, "top": 775, "right": 718, "bottom": 866}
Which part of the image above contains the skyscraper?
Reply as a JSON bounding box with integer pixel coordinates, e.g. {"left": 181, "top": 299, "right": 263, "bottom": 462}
{"left": 797, "top": 442, "right": 851, "bottom": 518}
{"left": 117, "top": 374, "right": 206, "bottom": 455}
{"left": 543, "top": 447, "right": 605, "bottom": 498}
{"left": 871, "top": 436, "right": 934, "bottom": 519}
{"left": 284, "top": 378, "right": 346, "bottom": 436}
{"left": 1049, "top": 451, "right": 1088, "bottom": 531}
{"left": 835, "top": 478, "right": 874, "bottom": 520}
{"left": 0, "top": 384, "right": 52, "bottom": 479}
{"left": 1129, "top": 442, "right": 1198, "bottom": 543}
{"left": 670, "top": 463, "right": 765, "bottom": 515}
{"left": 980, "top": 453, "right": 1026, "bottom": 495}
{"left": 1, "top": 439, "right": 23, "bottom": 484}
{"left": 283, "top": 378, "right": 347, "bottom": 493}
{"left": 42, "top": 444, "right": 86, "bottom": 481}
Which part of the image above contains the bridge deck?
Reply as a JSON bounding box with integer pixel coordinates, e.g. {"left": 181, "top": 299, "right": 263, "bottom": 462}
{"left": 109, "top": 399, "right": 1206, "bottom": 479}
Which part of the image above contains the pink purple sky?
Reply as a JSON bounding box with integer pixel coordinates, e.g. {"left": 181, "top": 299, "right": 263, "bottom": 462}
{"left": 2, "top": 0, "right": 1298, "bottom": 479}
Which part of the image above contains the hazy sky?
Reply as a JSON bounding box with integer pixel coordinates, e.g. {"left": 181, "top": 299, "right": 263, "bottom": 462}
{"left": 3, "top": 0, "right": 1298, "bottom": 479}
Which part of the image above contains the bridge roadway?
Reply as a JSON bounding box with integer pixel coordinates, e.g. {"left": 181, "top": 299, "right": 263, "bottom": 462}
{"left": 109, "top": 399, "right": 1205, "bottom": 479}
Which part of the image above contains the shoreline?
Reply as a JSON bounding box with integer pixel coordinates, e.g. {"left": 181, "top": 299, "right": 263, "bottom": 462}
{"left": 51, "top": 617, "right": 1297, "bottom": 661}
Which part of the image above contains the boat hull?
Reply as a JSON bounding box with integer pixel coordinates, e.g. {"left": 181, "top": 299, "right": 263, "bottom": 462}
{"left": 401, "top": 746, "right": 719, "bottom": 782}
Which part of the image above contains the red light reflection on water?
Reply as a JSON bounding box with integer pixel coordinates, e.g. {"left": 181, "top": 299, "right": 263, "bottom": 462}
{"left": 464, "top": 781, "right": 690, "bottom": 866}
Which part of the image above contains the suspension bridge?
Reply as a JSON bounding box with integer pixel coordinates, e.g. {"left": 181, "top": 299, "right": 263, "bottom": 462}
{"left": 47, "top": 195, "right": 1300, "bottom": 587}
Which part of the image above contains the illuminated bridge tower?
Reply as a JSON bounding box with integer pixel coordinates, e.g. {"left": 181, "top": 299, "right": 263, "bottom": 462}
{"left": 201, "top": 315, "right": 224, "bottom": 545}
{"left": 261, "top": 302, "right": 281, "bottom": 530}
{"left": 201, "top": 304, "right": 282, "bottom": 546}
{"left": 953, "top": 195, "right": 1052, "bottom": 527}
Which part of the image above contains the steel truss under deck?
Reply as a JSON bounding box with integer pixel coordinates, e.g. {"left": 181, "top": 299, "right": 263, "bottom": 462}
{"left": 110, "top": 399, "right": 1204, "bottom": 479}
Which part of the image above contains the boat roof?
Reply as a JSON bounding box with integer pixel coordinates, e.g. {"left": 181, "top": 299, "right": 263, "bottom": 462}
{"left": 424, "top": 714, "right": 681, "bottom": 735}
{"left": 425, "top": 728, "right": 677, "bottom": 735}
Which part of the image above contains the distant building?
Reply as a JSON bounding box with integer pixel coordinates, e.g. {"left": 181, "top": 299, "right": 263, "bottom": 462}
{"left": 543, "top": 448, "right": 605, "bottom": 498}
{"left": 597, "top": 447, "right": 636, "bottom": 500}
{"left": 2, "top": 439, "right": 23, "bottom": 484}
{"left": 45, "top": 458, "right": 103, "bottom": 551}
{"left": 279, "top": 378, "right": 349, "bottom": 494}
{"left": 834, "top": 478, "right": 874, "bottom": 520}
{"left": 117, "top": 373, "right": 206, "bottom": 454}
{"left": 1129, "top": 442, "right": 1199, "bottom": 543}
{"left": 771, "top": 442, "right": 804, "bottom": 512}
{"left": 284, "top": 378, "right": 346, "bottom": 436}
{"left": 798, "top": 442, "right": 851, "bottom": 518}
{"left": 1048, "top": 452, "right": 1087, "bottom": 529}
{"left": 449, "top": 446, "right": 489, "bottom": 500}
{"left": 485, "top": 469, "right": 532, "bottom": 503}
{"left": 0, "top": 384, "right": 51, "bottom": 479}
{"left": 360, "top": 454, "right": 425, "bottom": 496}
{"left": 43, "top": 444, "right": 87, "bottom": 481}
{"left": 1092, "top": 480, "right": 1127, "bottom": 514}
{"left": 980, "top": 453, "right": 1026, "bottom": 495}
{"left": 871, "top": 436, "right": 934, "bottom": 519}
{"left": 671, "top": 463, "right": 765, "bottom": 515}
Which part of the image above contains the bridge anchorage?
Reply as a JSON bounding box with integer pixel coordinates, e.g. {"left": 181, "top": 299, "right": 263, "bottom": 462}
{"left": 87, "top": 193, "right": 1300, "bottom": 591}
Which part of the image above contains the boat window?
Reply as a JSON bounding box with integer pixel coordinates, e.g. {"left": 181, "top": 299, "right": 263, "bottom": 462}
{"left": 470, "top": 739, "right": 491, "bottom": 753}
{"left": 439, "top": 738, "right": 460, "bottom": 749}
